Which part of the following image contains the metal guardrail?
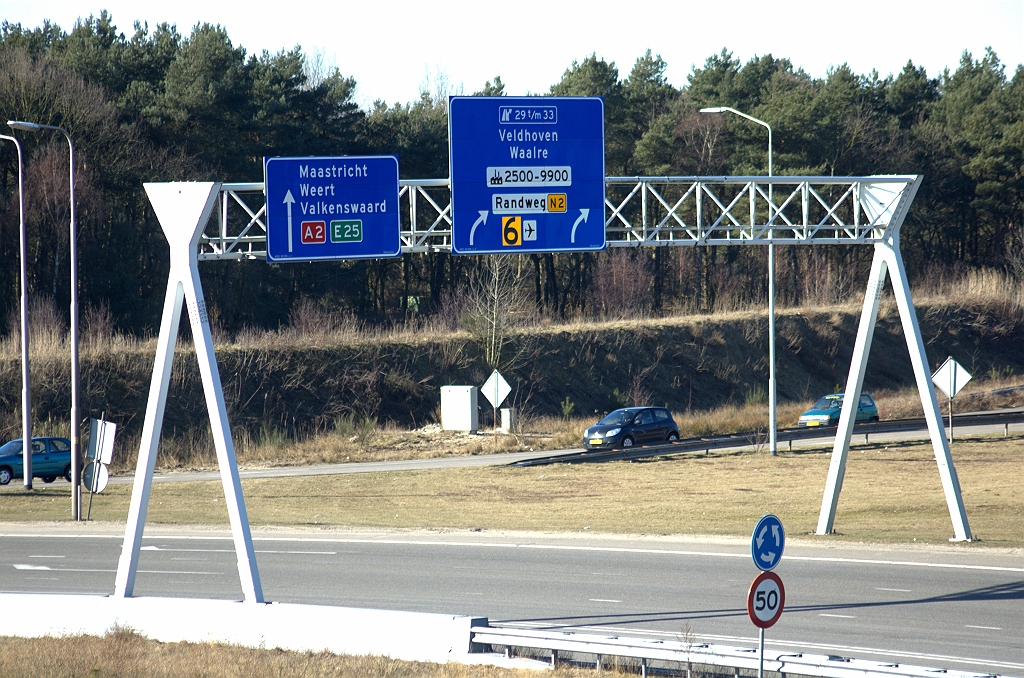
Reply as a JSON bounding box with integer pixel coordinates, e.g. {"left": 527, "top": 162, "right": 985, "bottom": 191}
{"left": 510, "top": 409, "right": 1024, "bottom": 467}
{"left": 471, "top": 625, "right": 1015, "bottom": 678}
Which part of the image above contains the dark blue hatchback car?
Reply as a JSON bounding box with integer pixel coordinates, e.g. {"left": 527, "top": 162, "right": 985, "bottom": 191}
{"left": 583, "top": 407, "right": 680, "bottom": 450}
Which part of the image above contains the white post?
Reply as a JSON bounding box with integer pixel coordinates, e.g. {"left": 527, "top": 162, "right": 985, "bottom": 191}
{"left": 816, "top": 234, "right": 971, "bottom": 541}
{"left": 816, "top": 245, "right": 888, "bottom": 534}
{"left": 1, "top": 134, "right": 31, "bottom": 490}
{"left": 881, "top": 236, "right": 971, "bottom": 541}
{"left": 114, "top": 182, "right": 264, "bottom": 601}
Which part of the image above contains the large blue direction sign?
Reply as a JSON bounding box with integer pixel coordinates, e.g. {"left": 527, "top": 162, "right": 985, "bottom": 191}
{"left": 264, "top": 156, "right": 401, "bottom": 262}
{"left": 449, "top": 96, "right": 605, "bottom": 255}
{"left": 751, "top": 514, "right": 786, "bottom": 571}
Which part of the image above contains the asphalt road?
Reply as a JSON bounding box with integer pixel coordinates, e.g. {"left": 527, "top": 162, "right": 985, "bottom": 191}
{"left": 1, "top": 525, "right": 1020, "bottom": 674}
{"left": 102, "top": 418, "right": 1023, "bottom": 485}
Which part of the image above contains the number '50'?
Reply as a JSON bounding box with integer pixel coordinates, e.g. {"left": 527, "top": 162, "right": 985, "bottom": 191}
{"left": 756, "top": 589, "right": 778, "bottom": 611}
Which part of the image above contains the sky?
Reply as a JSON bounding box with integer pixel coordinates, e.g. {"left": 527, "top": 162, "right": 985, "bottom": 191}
{"left": 2, "top": 0, "right": 1022, "bottom": 108}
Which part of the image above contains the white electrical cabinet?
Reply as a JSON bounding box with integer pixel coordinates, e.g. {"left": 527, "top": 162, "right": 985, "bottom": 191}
{"left": 440, "top": 386, "right": 479, "bottom": 432}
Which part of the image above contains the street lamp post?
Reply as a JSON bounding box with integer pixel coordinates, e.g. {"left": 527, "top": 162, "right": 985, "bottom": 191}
{"left": 699, "top": 106, "right": 777, "bottom": 456}
{"left": 1, "top": 133, "right": 31, "bottom": 488}
{"left": 8, "top": 120, "right": 81, "bottom": 515}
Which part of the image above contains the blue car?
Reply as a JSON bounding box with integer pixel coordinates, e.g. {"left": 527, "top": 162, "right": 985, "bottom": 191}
{"left": 798, "top": 393, "right": 879, "bottom": 427}
{"left": 0, "top": 437, "right": 73, "bottom": 485}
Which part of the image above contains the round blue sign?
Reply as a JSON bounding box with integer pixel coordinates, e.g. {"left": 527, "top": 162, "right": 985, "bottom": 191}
{"left": 751, "top": 514, "right": 785, "bottom": 571}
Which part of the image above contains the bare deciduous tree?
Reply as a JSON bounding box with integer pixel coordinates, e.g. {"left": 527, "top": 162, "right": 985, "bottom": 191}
{"left": 461, "top": 255, "right": 534, "bottom": 370}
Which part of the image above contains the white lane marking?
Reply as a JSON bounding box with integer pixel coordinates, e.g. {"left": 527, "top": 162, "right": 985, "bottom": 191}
{"left": 507, "top": 622, "right": 1024, "bottom": 671}
{"left": 819, "top": 613, "right": 856, "bottom": 618}
{"left": 13, "top": 564, "right": 220, "bottom": 575}
{"left": 140, "top": 546, "right": 335, "bottom": 555}
{"left": 964, "top": 625, "right": 1002, "bottom": 630}
{"left": 29, "top": 555, "right": 65, "bottom": 558}
{"left": 875, "top": 587, "right": 911, "bottom": 592}
{"left": 589, "top": 599, "right": 622, "bottom": 603}
{"left": 5, "top": 534, "right": 1022, "bottom": 572}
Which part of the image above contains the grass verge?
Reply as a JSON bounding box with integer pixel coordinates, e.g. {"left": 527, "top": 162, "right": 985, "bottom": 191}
{"left": 3, "top": 434, "right": 1020, "bottom": 546}
{"left": 0, "top": 627, "right": 593, "bottom": 677}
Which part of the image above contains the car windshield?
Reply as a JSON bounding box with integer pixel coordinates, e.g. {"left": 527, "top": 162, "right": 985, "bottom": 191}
{"left": 598, "top": 409, "right": 634, "bottom": 426}
{"left": 0, "top": 439, "right": 22, "bottom": 455}
{"left": 812, "top": 396, "right": 843, "bottom": 410}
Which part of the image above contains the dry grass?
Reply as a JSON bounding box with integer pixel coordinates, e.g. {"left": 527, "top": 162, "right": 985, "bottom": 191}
{"left": 0, "top": 627, "right": 594, "bottom": 678}
{"left": 127, "top": 375, "right": 1023, "bottom": 473}
{"left": 4, "top": 434, "right": 1020, "bottom": 546}
{"left": 3, "top": 268, "right": 1018, "bottom": 358}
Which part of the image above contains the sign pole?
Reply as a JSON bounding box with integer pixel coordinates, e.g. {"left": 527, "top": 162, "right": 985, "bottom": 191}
{"left": 87, "top": 412, "right": 104, "bottom": 521}
{"left": 948, "top": 358, "right": 954, "bottom": 443}
{"left": 758, "top": 627, "right": 765, "bottom": 678}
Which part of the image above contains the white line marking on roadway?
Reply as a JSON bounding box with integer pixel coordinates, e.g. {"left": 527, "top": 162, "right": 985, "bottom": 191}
{"left": 140, "top": 546, "right": 336, "bottom": 555}
{"left": 589, "top": 599, "right": 622, "bottom": 603}
{"left": 507, "top": 622, "right": 1024, "bottom": 671}
{"left": 29, "top": 555, "right": 65, "bottom": 558}
{"left": 875, "top": 587, "right": 911, "bottom": 592}
{"left": 819, "top": 613, "right": 856, "bottom": 618}
{"left": 6, "top": 534, "right": 1023, "bottom": 572}
{"left": 964, "top": 625, "right": 1002, "bottom": 630}
{"left": 13, "top": 564, "right": 220, "bottom": 575}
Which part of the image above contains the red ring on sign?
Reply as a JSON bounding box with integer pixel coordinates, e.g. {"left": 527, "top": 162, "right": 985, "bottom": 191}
{"left": 747, "top": 570, "right": 785, "bottom": 629}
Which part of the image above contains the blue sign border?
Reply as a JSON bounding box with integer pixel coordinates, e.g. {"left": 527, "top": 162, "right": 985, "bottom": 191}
{"left": 448, "top": 96, "right": 606, "bottom": 255}
{"left": 750, "top": 514, "right": 785, "bottom": 571}
{"left": 264, "top": 155, "right": 401, "bottom": 263}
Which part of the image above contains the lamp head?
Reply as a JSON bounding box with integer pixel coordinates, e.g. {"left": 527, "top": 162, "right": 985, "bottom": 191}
{"left": 699, "top": 107, "right": 725, "bottom": 114}
{"left": 7, "top": 120, "right": 42, "bottom": 132}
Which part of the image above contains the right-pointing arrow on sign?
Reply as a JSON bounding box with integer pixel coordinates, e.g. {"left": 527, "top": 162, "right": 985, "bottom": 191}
{"left": 469, "top": 210, "right": 488, "bottom": 246}
{"left": 570, "top": 208, "right": 589, "bottom": 244}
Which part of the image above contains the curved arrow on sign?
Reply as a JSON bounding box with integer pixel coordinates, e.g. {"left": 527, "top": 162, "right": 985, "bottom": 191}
{"left": 469, "top": 210, "right": 488, "bottom": 246}
{"left": 570, "top": 208, "right": 589, "bottom": 244}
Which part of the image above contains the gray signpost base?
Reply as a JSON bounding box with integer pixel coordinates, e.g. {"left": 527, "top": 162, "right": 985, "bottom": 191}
{"left": 815, "top": 232, "right": 972, "bottom": 541}
{"left": 114, "top": 182, "right": 263, "bottom": 602}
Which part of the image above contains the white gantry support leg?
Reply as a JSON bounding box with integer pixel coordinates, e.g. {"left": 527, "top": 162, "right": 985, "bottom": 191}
{"left": 816, "top": 234, "right": 972, "bottom": 541}
{"left": 114, "top": 182, "right": 264, "bottom": 601}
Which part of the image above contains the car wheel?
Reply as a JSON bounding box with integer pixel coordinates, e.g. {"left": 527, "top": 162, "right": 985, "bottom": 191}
{"left": 621, "top": 436, "right": 634, "bottom": 449}
{"left": 63, "top": 464, "right": 72, "bottom": 483}
{"left": 41, "top": 476, "right": 56, "bottom": 484}
{"left": 0, "top": 466, "right": 12, "bottom": 485}
{"left": 668, "top": 431, "right": 679, "bottom": 442}
{"left": 869, "top": 416, "right": 879, "bottom": 423}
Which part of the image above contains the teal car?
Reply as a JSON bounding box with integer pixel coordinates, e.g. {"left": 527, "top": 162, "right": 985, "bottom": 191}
{"left": 797, "top": 393, "right": 879, "bottom": 427}
{"left": 0, "top": 437, "right": 73, "bottom": 485}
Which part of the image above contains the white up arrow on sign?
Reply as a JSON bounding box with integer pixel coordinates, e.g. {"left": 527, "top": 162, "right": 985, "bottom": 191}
{"left": 283, "top": 190, "right": 295, "bottom": 253}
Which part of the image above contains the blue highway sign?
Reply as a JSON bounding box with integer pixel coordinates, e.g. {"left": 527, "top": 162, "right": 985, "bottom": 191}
{"left": 751, "top": 514, "right": 785, "bottom": 571}
{"left": 264, "top": 156, "right": 401, "bottom": 262}
{"left": 448, "top": 96, "right": 605, "bottom": 255}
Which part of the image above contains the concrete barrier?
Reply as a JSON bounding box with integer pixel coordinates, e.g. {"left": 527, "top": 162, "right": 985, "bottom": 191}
{"left": 0, "top": 593, "right": 487, "bottom": 665}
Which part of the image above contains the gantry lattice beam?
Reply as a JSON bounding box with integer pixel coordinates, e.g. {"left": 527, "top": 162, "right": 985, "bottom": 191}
{"left": 197, "top": 175, "right": 921, "bottom": 261}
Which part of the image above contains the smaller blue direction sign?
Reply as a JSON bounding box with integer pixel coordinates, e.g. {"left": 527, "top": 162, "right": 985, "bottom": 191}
{"left": 264, "top": 156, "right": 400, "bottom": 262}
{"left": 751, "top": 514, "right": 785, "bottom": 571}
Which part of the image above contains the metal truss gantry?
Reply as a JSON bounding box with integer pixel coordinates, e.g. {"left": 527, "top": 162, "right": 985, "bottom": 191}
{"left": 116, "top": 175, "right": 969, "bottom": 603}
{"left": 201, "top": 175, "right": 921, "bottom": 259}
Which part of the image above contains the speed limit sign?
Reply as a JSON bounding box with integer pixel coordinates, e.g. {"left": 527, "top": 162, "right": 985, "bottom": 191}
{"left": 747, "top": 571, "right": 785, "bottom": 628}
